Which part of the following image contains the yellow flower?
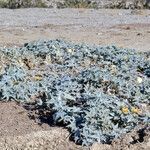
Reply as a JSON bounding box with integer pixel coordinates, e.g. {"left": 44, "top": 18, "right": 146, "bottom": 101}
{"left": 131, "top": 107, "right": 141, "bottom": 114}
{"left": 45, "top": 55, "right": 51, "bottom": 64}
{"left": 110, "top": 65, "right": 117, "bottom": 74}
{"left": 121, "top": 107, "right": 129, "bottom": 114}
{"left": 67, "top": 48, "right": 74, "bottom": 54}
{"left": 137, "top": 77, "right": 142, "bottom": 84}
{"left": 123, "top": 56, "right": 129, "bottom": 61}
{"left": 17, "top": 59, "right": 24, "bottom": 67}
{"left": 29, "top": 62, "right": 35, "bottom": 68}
{"left": 34, "top": 75, "right": 43, "bottom": 81}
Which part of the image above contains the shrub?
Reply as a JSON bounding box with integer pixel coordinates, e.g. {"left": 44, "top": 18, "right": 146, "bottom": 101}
{"left": 57, "top": 0, "right": 97, "bottom": 8}
{"left": 0, "top": 0, "right": 47, "bottom": 8}
{"left": 0, "top": 39, "right": 149, "bottom": 145}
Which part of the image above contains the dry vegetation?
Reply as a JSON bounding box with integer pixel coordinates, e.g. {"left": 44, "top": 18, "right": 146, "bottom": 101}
{"left": 0, "top": 0, "right": 47, "bottom": 8}
{"left": 0, "top": 0, "right": 150, "bottom": 9}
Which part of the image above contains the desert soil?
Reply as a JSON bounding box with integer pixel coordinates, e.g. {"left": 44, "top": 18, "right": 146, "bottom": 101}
{"left": 0, "top": 8, "right": 150, "bottom": 51}
{"left": 0, "top": 8, "right": 149, "bottom": 150}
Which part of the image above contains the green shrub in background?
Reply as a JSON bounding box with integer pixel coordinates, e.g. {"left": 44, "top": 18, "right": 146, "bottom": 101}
{"left": 0, "top": 0, "right": 8, "bottom": 7}
{"left": 57, "top": 0, "right": 98, "bottom": 9}
{"left": 0, "top": 0, "right": 150, "bottom": 9}
{"left": 0, "top": 0, "right": 47, "bottom": 8}
{"left": 57, "top": 0, "right": 150, "bottom": 9}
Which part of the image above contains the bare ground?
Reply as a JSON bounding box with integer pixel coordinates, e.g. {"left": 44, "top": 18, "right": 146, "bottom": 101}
{"left": 0, "top": 8, "right": 150, "bottom": 52}
{"left": 0, "top": 8, "right": 149, "bottom": 150}
{"left": 0, "top": 102, "right": 85, "bottom": 150}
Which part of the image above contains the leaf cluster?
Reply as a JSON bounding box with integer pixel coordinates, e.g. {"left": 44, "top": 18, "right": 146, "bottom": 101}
{"left": 0, "top": 39, "right": 149, "bottom": 145}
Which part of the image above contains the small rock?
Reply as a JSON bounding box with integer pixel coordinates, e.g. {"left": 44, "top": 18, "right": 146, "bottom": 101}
{"left": 125, "top": 26, "right": 131, "bottom": 30}
{"left": 137, "top": 33, "right": 142, "bottom": 36}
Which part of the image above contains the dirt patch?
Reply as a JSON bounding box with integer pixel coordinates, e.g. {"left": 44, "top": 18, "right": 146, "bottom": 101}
{"left": 0, "top": 130, "right": 85, "bottom": 150}
{"left": 0, "top": 102, "right": 86, "bottom": 150}
{"left": 0, "top": 9, "right": 149, "bottom": 52}
{"left": 0, "top": 102, "right": 50, "bottom": 137}
{"left": 1, "top": 23, "right": 149, "bottom": 52}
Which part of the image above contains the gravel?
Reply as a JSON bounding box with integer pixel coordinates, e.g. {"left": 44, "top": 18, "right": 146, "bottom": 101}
{"left": 0, "top": 8, "right": 150, "bottom": 28}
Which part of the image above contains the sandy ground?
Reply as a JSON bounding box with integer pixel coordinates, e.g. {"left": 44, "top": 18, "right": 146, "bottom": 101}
{"left": 0, "top": 8, "right": 150, "bottom": 52}
{"left": 0, "top": 102, "right": 85, "bottom": 150}
{"left": 0, "top": 8, "right": 150, "bottom": 150}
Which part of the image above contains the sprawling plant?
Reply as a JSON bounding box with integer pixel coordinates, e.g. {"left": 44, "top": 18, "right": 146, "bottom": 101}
{"left": 0, "top": 39, "right": 149, "bottom": 145}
